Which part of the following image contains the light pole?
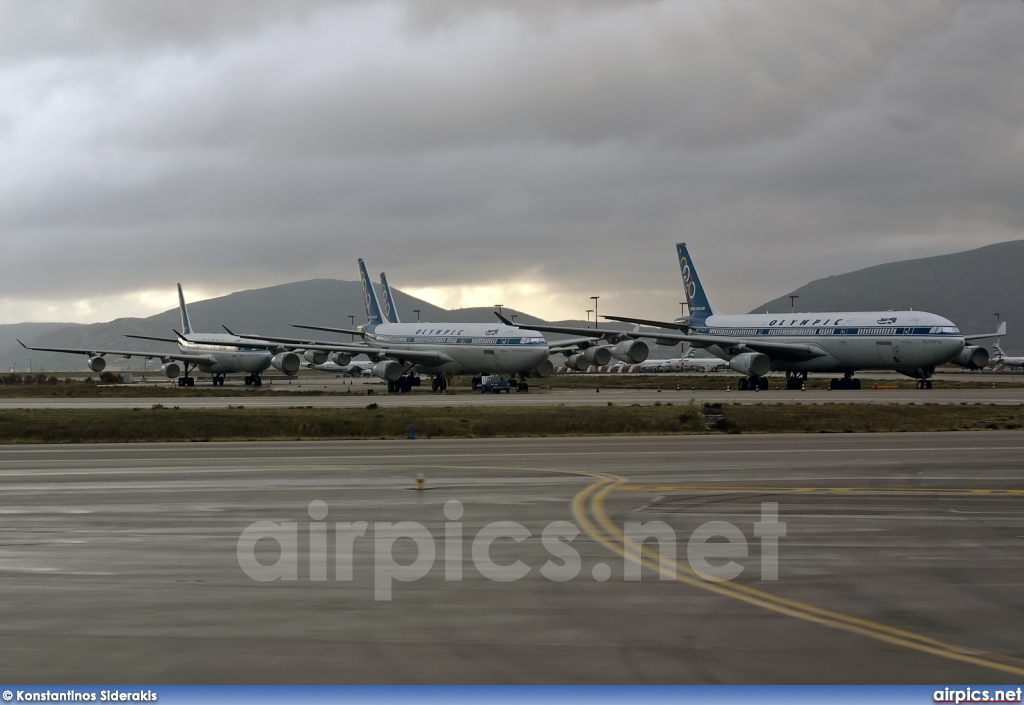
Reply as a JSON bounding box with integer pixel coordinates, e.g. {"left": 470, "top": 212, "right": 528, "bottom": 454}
{"left": 680, "top": 302, "right": 686, "bottom": 317}
{"left": 789, "top": 295, "right": 799, "bottom": 312}
{"left": 413, "top": 309, "right": 421, "bottom": 322}
{"left": 995, "top": 313, "right": 1002, "bottom": 324}
{"left": 590, "top": 296, "right": 599, "bottom": 329}
{"left": 585, "top": 309, "right": 593, "bottom": 326}
{"left": 349, "top": 315, "right": 356, "bottom": 342}
{"left": 510, "top": 314, "right": 518, "bottom": 325}
{"left": 495, "top": 304, "right": 504, "bottom": 317}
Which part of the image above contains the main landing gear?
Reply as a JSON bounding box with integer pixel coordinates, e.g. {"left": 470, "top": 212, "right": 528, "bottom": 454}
{"left": 388, "top": 375, "right": 421, "bottom": 393}
{"left": 430, "top": 375, "right": 447, "bottom": 393}
{"left": 211, "top": 374, "right": 226, "bottom": 386}
{"left": 915, "top": 379, "right": 933, "bottom": 390}
{"left": 828, "top": 372, "right": 862, "bottom": 390}
{"left": 243, "top": 374, "right": 263, "bottom": 387}
{"left": 737, "top": 377, "right": 769, "bottom": 391}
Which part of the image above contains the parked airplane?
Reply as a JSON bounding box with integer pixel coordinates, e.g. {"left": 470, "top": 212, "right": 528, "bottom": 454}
{"left": 991, "top": 342, "right": 1024, "bottom": 369}
{"left": 607, "top": 243, "right": 1006, "bottom": 390}
{"left": 508, "top": 244, "right": 1004, "bottom": 390}
{"left": 19, "top": 284, "right": 302, "bottom": 387}
{"left": 226, "top": 260, "right": 601, "bottom": 392}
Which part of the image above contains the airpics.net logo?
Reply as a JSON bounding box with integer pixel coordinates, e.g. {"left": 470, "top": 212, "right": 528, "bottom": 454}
{"left": 236, "top": 500, "right": 787, "bottom": 600}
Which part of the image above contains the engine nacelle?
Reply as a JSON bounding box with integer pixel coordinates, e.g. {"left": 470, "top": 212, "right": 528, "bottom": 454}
{"left": 728, "top": 352, "right": 771, "bottom": 377}
{"left": 564, "top": 354, "right": 589, "bottom": 371}
{"left": 372, "top": 360, "right": 403, "bottom": 381}
{"left": 87, "top": 356, "right": 106, "bottom": 373}
{"left": 531, "top": 360, "right": 554, "bottom": 378}
{"left": 161, "top": 362, "right": 181, "bottom": 379}
{"left": 581, "top": 346, "right": 612, "bottom": 367}
{"left": 610, "top": 339, "right": 649, "bottom": 364}
{"left": 303, "top": 349, "right": 329, "bottom": 366}
{"left": 271, "top": 351, "right": 301, "bottom": 376}
{"left": 950, "top": 345, "right": 989, "bottom": 370}
{"left": 330, "top": 352, "right": 353, "bottom": 367}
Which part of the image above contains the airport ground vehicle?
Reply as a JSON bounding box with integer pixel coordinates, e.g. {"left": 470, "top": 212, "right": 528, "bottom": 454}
{"left": 479, "top": 375, "right": 512, "bottom": 393}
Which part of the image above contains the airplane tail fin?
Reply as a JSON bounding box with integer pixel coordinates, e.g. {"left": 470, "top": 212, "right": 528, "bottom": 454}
{"left": 379, "top": 272, "right": 400, "bottom": 323}
{"left": 177, "top": 284, "right": 193, "bottom": 336}
{"left": 994, "top": 342, "right": 1006, "bottom": 358}
{"left": 358, "top": 259, "right": 384, "bottom": 326}
{"left": 675, "top": 243, "right": 718, "bottom": 327}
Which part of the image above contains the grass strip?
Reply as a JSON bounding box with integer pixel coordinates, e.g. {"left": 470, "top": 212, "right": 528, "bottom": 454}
{"left": 1, "top": 403, "right": 1022, "bottom": 444}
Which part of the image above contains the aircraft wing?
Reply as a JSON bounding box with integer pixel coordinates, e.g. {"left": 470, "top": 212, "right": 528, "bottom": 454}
{"left": 17, "top": 340, "right": 215, "bottom": 364}
{"left": 493, "top": 315, "right": 827, "bottom": 363}
{"left": 215, "top": 333, "right": 454, "bottom": 367}
{"left": 964, "top": 321, "right": 1006, "bottom": 341}
{"left": 493, "top": 313, "right": 625, "bottom": 342}
{"left": 291, "top": 324, "right": 365, "bottom": 336}
{"left": 603, "top": 314, "right": 689, "bottom": 331}
{"left": 224, "top": 332, "right": 379, "bottom": 355}
{"left": 125, "top": 334, "right": 181, "bottom": 343}
{"left": 625, "top": 329, "right": 829, "bottom": 362}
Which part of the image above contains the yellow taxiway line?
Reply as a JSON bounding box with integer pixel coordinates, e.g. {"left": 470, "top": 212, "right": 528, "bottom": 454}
{"left": 571, "top": 472, "right": 1024, "bottom": 677}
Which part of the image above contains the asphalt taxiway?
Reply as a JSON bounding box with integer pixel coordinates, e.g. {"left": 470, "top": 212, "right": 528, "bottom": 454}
{"left": 1, "top": 433, "right": 1023, "bottom": 683}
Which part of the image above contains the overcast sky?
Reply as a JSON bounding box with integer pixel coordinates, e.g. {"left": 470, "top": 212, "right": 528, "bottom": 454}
{"left": 1, "top": 0, "right": 1022, "bottom": 324}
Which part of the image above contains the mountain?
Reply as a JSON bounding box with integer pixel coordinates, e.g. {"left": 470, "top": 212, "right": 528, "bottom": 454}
{"left": 1, "top": 280, "right": 678, "bottom": 372}
{"left": 0, "top": 322, "right": 83, "bottom": 361}
{"left": 751, "top": 240, "right": 1024, "bottom": 353}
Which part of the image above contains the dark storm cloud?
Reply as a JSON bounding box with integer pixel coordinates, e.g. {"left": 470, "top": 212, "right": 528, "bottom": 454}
{"left": 1, "top": 0, "right": 1022, "bottom": 321}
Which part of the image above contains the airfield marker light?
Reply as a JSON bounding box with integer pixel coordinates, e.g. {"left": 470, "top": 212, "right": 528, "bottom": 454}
{"left": 416, "top": 473, "right": 425, "bottom": 491}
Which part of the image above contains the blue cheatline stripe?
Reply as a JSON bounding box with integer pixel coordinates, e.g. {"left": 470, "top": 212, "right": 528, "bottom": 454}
{"left": 368, "top": 336, "right": 546, "bottom": 346}
{"left": 696, "top": 327, "right": 958, "bottom": 337}
{"left": 1, "top": 686, "right": 1015, "bottom": 704}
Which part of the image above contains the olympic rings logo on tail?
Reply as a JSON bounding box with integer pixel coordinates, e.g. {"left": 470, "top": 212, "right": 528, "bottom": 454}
{"left": 679, "top": 256, "right": 697, "bottom": 302}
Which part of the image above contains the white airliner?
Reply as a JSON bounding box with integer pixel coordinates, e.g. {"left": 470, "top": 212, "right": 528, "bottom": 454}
{"left": 228, "top": 259, "right": 602, "bottom": 392}
{"left": 19, "top": 285, "right": 302, "bottom": 387}
{"left": 991, "top": 342, "right": 1024, "bottom": 369}
{"left": 634, "top": 348, "right": 730, "bottom": 372}
{"left": 511, "top": 243, "right": 1004, "bottom": 390}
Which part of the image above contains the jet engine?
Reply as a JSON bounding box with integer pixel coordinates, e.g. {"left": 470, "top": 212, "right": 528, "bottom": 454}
{"left": 610, "top": 339, "right": 649, "bottom": 364}
{"left": 372, "top": 360, "right": 403, "bottom": 381}
{"left": 530, "top": 360, "right": 554, "bottom": 378}
{"left": 581, "top": 346, "right": 612, "bottom": 367}
{"left": 161, "top": 362, "right": 182, "bottom": 379}
{"left": 271, "top": 351, "right": 301, "bottom": 376}
{"left": 330, "top": 352, "right": 353, "bottom": 367}
{"left": 563, "top": 354, "right": 589, "bottom": 371}
{"left": 950, "top": 345, "right": 989, "bottom": 370}
{"left": 303, "top": 349, "right": 329, "bottom": 366}
{"left": 87, "top": 356, "right": 106, "bottom": 372}
{"left": 727, "top": 352, "right": 771, "bottom": 377}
